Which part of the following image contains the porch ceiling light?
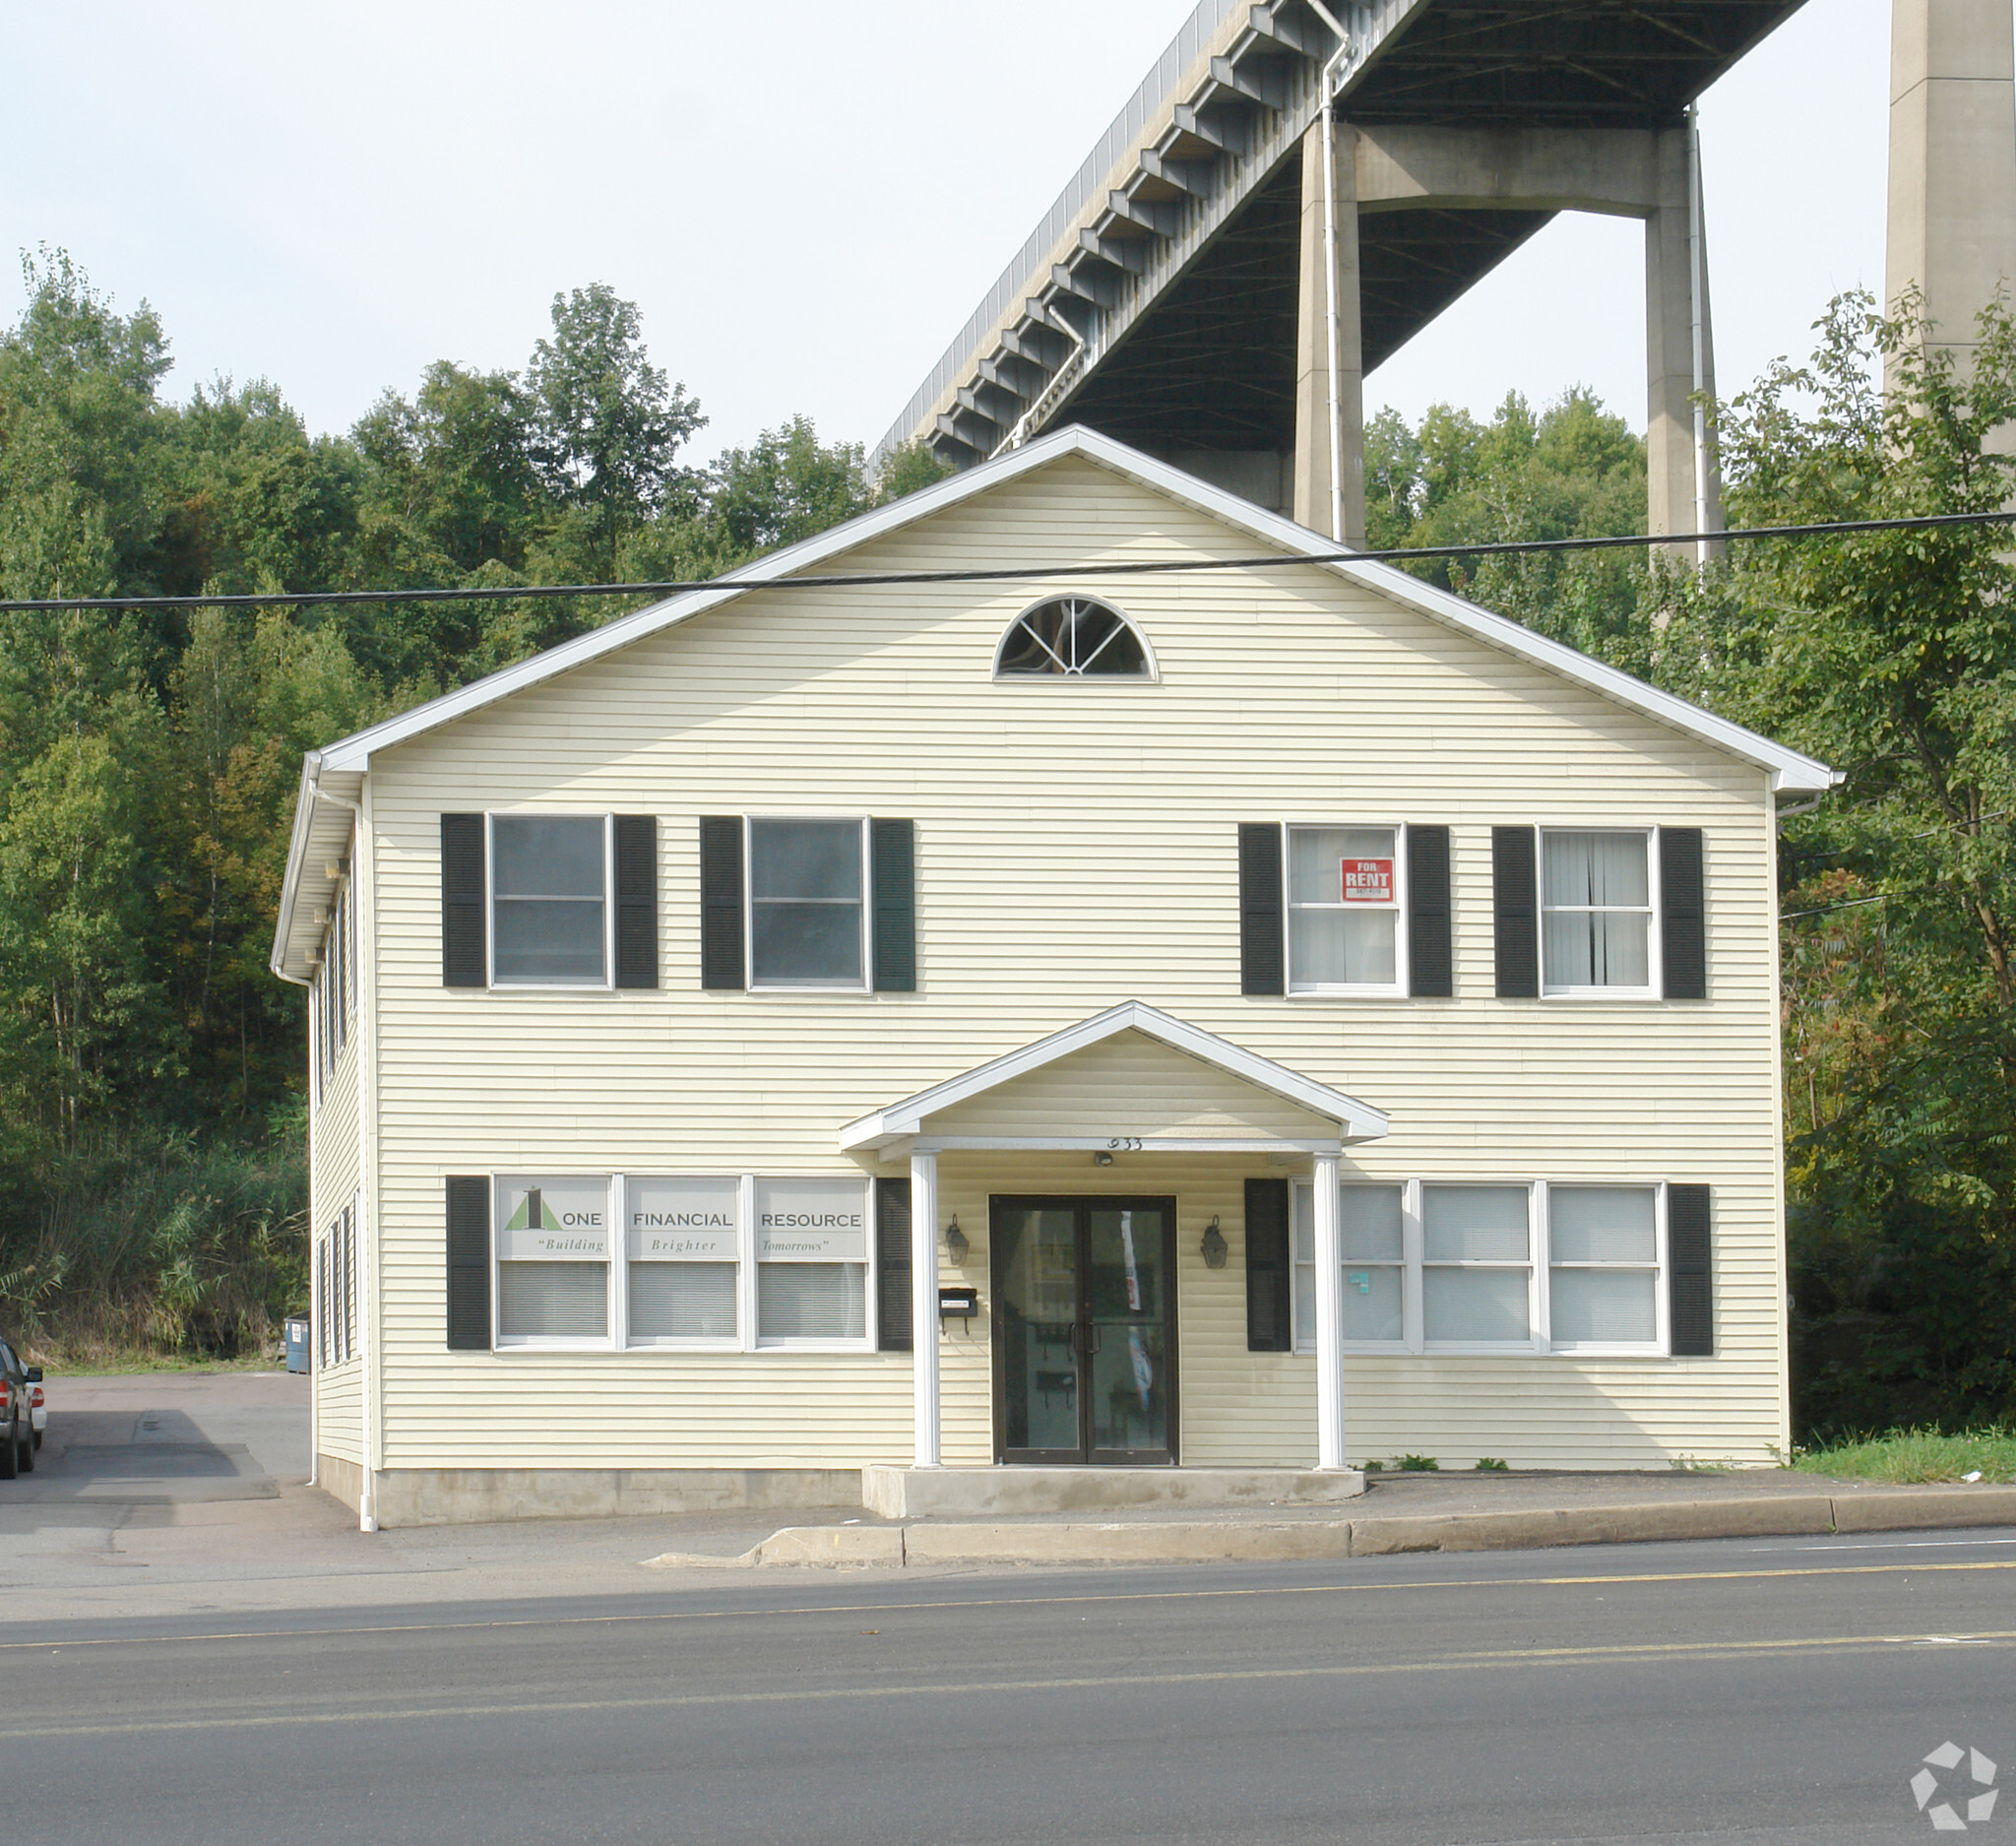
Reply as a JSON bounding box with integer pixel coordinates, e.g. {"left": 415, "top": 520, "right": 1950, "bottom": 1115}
{"left": 1200, "top": 1216, "right": 1228, "bottom": 1269}
{"left": 944, "top": 1216, "right": 970, "bottom": 1265}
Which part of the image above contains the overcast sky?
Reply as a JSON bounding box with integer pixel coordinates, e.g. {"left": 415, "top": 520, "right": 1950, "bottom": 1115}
{"left": 5, "top": 0, "right": 1891, "bottom": 459}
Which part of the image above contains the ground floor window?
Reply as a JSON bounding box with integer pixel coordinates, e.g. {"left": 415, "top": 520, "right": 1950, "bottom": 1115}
{"left": 477, "top": 1171, "right": 872, "bottom": 1352}
{"left": 755, "top": 1178, "right": 869, "bottom": 1344}
{"left": 1293, "top": 1179, "right": 1668, "bottom": 1356}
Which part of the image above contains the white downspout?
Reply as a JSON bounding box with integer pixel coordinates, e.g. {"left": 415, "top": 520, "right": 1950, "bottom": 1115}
{"left": 1687, "top": 105, "right": 1711, "bottom": 566}
{"left": 1304, "top": 0, "right": 1355, "bottom": 545}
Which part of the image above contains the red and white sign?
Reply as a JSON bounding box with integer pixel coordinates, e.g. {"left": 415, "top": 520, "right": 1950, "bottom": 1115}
{"left": 1341, "top": 858, "right": 1394, "bottom": 904}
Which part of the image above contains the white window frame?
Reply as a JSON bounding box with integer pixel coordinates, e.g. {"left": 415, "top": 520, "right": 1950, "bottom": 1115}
{"left": 1283, "top": 822, "right": 1411, "bottom": 999}
{"left": 1289, "top": 1178, "right": 1675, "bottom": 1358}
{"left": 1539, "top": 826, "right": 1662, "bottom": 1001}
{"left": 621, "top": 1174, "right": 743, "bottom": 1352}
{"left": 491, "top": 1173, "right": 618, "bottom": 1352}
{"left": 752, "top": 1174, "right": 877, "bottom": 1353}
{"left": 1544, "top": 1180, "right": 1669, "bottom": 1356}
{"left": 479, "top": 1172, "right": 878, "bottom": 1356}
{"left": 486, "top": 811, "right": 614, "bottom": 992}
{"left": 743, "top": 815, "right": 872, "bottom": 994}
{"left": 991, "top": 594, "right": 1160, "bottom": 682}
{"left": 1292, "top": 1178, "right": 1416, "bottom": 1354}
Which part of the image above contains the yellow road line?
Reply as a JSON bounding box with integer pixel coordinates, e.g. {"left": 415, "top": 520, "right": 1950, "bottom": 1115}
{"left": 18, "top": 1627, "right": 2016, "bottom": 1742}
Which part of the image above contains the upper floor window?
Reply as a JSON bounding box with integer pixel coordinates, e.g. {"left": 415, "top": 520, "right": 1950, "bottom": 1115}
{"left": 994, "top": 597, "right": 1153, "bottom": 678}
{"left": 1288, "top": 825, "right": 1404, "bottom": 994}
{"left": 491, "top": 815, "right": 609, "bottom": 987}
{"left": 1542, "top": 829, "right": 1655, "bottom": 996}
{"left": 748, "top": 817, "right": 868, "bottom": 988}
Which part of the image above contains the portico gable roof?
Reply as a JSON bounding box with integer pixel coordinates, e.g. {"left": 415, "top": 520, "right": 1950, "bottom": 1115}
{"left": 838, "top": 1001, "right": 1387, "bottom": 1155}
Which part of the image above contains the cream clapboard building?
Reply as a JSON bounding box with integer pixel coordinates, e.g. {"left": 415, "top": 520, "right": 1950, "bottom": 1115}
{"left": 271, "top": 427, "right": 1834, "bottom": 1528}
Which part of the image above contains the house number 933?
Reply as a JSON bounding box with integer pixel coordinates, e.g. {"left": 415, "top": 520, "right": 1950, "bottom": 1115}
{"left": 1106, "top": 1137, "right": 1145, "bottom": 1151}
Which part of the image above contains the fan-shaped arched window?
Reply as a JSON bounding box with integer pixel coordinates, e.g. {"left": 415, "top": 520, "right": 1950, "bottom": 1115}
{"left": 994, "top": 597, "right": 1155, "bottom": 678}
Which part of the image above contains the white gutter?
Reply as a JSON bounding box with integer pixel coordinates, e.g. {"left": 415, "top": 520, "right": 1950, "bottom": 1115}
{"left": 1304, "top": 0, "right": 1354, "bottom": 545}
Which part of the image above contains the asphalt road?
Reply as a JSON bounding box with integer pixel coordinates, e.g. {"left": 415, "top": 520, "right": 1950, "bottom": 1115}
{"left": 9, "top": 1529, "right": 2016, "bottom": 1846}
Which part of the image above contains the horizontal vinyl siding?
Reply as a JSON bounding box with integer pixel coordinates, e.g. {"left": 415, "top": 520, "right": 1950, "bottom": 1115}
{"left": 310, "top": 1020, "right": 362, "bottom": 1458}
{"left": 351, "top": 454, "right": 1787, "bottom": 1471}
{"left": 317, "top": 1359, "right": 364, "bottom": 1464}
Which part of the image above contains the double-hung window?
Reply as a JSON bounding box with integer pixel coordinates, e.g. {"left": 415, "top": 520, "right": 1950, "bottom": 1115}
{"left": 748, "top": 818, "right": 868, "bottom": 989}
{"left": 1294, "top": 1183, "right": 1407, "bottom": 1349}
{"left": 490, "top": 816, "right": 609, "bottom": 987}
{"left": 1546, "top": 1184, "right": 1663, "bottom": 1349}
{"left": 626, "top": 1177, "right": 740, "bottom": 1345}
{"left": 755, "top": 1178, "right": 869, "bottom": 1343}
{"left": 1289, "top": 1178, "right": 1675, "bottom": 1355}
{"left": 1541, "top": 829, "right": 1656, "bottom": 996}
{"left": 493, "top": 1174, "right": 611, "bottom": 1345}
{"left": 1287, "top": 825, "right": 1405, "bottom": 994}
{"left": 1422, "top": 1184, "right": 1536, "bottom": 1348}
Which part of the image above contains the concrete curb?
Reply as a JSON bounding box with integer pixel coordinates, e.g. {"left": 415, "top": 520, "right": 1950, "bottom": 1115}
{"left": 640, "top": 1485, "right": 2016, "bottom": 1570}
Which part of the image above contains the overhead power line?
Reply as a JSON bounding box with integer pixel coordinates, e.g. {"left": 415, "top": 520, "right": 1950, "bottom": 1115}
{"left": 1, "top": 508, "right": 2012, "bottom": 615}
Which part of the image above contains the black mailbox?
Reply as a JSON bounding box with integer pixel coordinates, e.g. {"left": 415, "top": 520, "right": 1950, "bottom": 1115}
{"left": 937, "top": 1285, "right": 979, "bottom": 1321}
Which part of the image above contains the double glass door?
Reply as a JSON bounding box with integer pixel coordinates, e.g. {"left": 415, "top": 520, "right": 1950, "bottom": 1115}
{"left": 992, "top": 1196, "right": 1176, "bottom": 1465}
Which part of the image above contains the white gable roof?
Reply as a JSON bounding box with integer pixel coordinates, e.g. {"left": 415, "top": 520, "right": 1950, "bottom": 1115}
{"left": 272, "top": 424, "right": 1836, "bottom": 978}
{"left": 838, "top": 1001, "right": 1389, "bottom": 1150}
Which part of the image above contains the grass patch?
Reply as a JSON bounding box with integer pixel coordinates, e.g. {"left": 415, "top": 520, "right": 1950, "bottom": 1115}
{"left": 1398, "top": 1454, "right": 1440, "bottom": 1472}
{"left": 1793, "top": 1426, "right": 2016, "bottom": 1485}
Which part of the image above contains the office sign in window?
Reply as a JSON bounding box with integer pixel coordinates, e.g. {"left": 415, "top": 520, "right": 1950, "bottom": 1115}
{"left": 756, "top": 1178, "right": 868, "bottom": 1342}
{"left": 627, "top": 1177, "right": 738, "bottom": 1342}
{"left": 494, "top": 1174, "right": 610, "bottom": 1341}
{"left": 626, "top": 1178, "right": 739, "bottom": 1261}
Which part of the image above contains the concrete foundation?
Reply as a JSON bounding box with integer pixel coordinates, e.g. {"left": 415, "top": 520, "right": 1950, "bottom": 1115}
{"left": 313, "top": 1457, "right": 862, "bottom": 1528}
{"left": 861, "top": 1464, "right": 1366, "bottom": 1520}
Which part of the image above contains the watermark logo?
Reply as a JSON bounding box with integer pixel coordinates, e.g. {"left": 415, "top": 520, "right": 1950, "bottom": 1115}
{"left": 1913, "top": 1743, "right": 1998, "bottom": 1831}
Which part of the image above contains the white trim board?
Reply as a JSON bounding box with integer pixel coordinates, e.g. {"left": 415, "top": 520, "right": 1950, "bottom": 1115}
{"left": 837, "top": 999, "right": 1388, "bottom": 1151}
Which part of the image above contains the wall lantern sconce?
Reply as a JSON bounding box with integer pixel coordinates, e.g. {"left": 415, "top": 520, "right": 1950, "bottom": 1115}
{"left": 1200, "top": 1216, "right": 1228, "bottom": 1269}
{"left": 944, "top": 1216, "right": 970, "bottom": 1265}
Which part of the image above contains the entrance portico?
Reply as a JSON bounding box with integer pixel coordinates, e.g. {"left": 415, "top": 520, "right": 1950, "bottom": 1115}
{"left": 840, "top": 1002, "right": 1388, "bottom": 1503}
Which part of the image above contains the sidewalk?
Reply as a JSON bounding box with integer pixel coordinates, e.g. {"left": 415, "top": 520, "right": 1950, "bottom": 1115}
{"left": 643, "top": 1466, "right": 2016, "bottom": 1569}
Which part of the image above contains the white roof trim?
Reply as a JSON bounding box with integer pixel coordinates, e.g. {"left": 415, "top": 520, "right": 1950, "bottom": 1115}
{"left": 837, "top": 1001, "right": 1389, "bottom": 1150}
{"left": 304, "top": 423, "right": 1836, "bottom": 796}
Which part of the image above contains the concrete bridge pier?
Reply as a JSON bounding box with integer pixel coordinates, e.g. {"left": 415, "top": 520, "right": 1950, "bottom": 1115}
{"left": 1886, "top": 0, "right": 2016, "bottom": 385}
{"left": 1291, "top": 113, "right": 1726, "bottom": 557}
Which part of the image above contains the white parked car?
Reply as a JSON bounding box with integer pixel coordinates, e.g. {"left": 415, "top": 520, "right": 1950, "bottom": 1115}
{"left": 29, "top": 1377, "right": 44, "bottom": 1451}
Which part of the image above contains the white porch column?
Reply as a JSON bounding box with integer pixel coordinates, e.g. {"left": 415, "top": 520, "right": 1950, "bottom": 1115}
{"left": 910, "top": 1151, "right": 942, "bottom": 1468}
{"left": 1312, "top": 1152, "right": 1347, "bottom": 1470}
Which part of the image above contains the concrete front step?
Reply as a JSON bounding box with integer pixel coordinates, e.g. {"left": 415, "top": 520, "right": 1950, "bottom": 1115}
{"left": 860, "top": 1463, "right": 1367, "bottom": 1519}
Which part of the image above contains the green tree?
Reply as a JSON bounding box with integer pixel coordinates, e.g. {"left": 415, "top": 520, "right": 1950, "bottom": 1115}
{"left": 1666, "top": 290, "right": 2016, "bottom": 1432}
{"left": 526, "top": 284, "right": 703, "bottom": 580}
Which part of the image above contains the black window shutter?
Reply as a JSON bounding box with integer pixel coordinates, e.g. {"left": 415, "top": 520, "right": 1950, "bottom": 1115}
{"left": 445, "top": 1176, "right": 491, "bottom": 1351}
{"left": 1669, "top": 1183, "right": 1713, "bottom": 1356}
{"left": 1660, "top": 827, "right": 1707, "bottom": 1000}
{"left": 1407, "top": 824, "right": 1453, "bottom": 997}
{"left": 877, "top": 1178, "right": 914, "bottom": 1352}
{"left": 613, "top": 815, "right": 659, "bottom": 989}
{"left": 1238, "top": 823, "right": 1285, "bottom": 996}
{"left": 1244, "top": 1177, "right": 1292, "bottom": 1352}
{"left": 871, "top": 819, "right": 916, "bottom": 992}
{"left": 1492, "top": 825, "right": 1539, "bottom": 998}
{"left": 699, "top": 816, "right": 745, "bottom": 990}
{"left": 441, "top": 814, "right": 487, "bottom": 988}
